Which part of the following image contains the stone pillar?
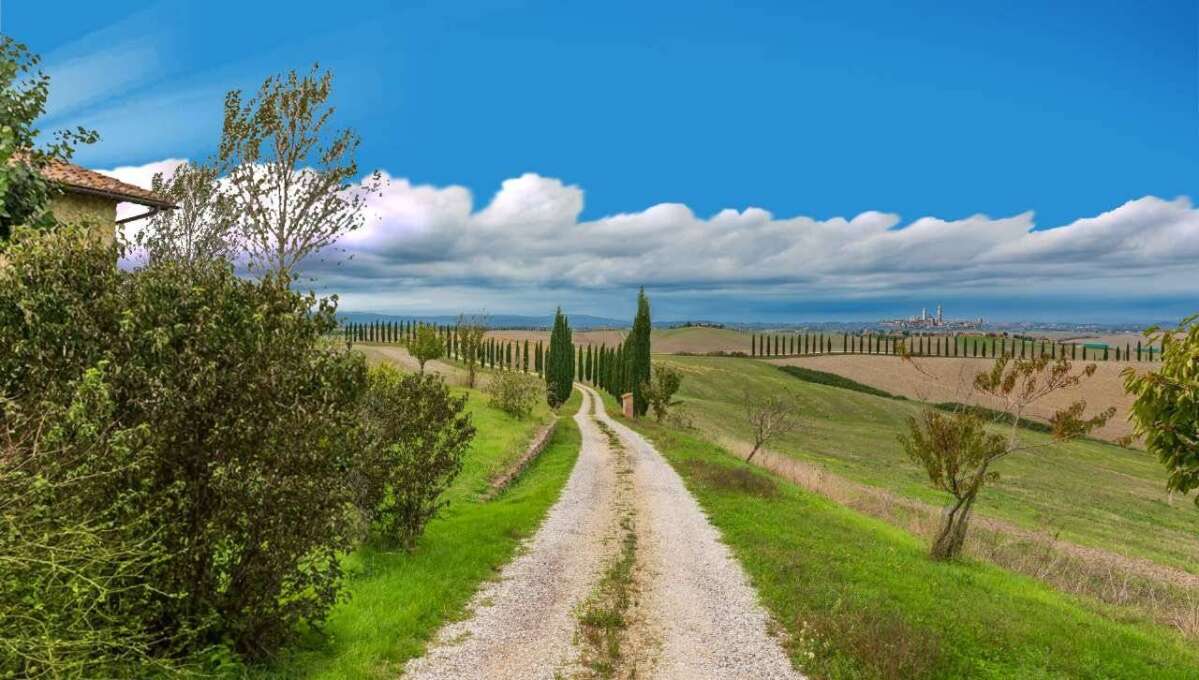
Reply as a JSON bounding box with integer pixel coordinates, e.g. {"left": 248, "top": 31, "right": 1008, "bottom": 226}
{"left": 621, "top": 392, "right": 634, "bottom": 419}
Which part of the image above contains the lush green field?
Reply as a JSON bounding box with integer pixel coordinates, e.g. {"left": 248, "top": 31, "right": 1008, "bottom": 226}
{"left": 261, "top": 388, "right": 582, "bottom": 678}
{"left": 630, "top": 419, "right": 1199, "bottom": 679}
{"left": 650, "top": 355, "right": 1198, "bottom": 573}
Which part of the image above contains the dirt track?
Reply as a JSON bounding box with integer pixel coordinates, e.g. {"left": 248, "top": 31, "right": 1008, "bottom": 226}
{"left": 404, "top": 387, "right": 801, "bottom": 679}
{"left": 770, "top": 354, "right": 1140, "bottom": 443}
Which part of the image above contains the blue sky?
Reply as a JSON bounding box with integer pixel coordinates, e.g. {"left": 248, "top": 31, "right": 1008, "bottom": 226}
{"left": 11, "top": 0, "right": 1199, "bottom": 322}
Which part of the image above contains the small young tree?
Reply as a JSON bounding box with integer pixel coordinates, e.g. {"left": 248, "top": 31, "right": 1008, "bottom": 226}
{"left": 743, "top": 389, "right": 803, "bottom": 462}
{"left": 456, "top": 314, "right": 488, "bottom": 388}
{"left": 642, "top": 364, "right": 683, "bottom": 422}
{"left": 901, "top": 355, "right": 1113, "bottom": 561}
{"left": 410, "top": 323, "right": 444, "bottom": 374}
{"left": 1124, "top": 316, "right": 1199, "bottom": 505}
{"left": 218, "top": 65, "right": 382, "bottom": 274}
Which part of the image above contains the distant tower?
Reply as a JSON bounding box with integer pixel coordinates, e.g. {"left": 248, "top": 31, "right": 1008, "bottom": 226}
{"left": 921, "top": 307, "right": 927, "bottom": 322}
{"left": 936, "top": 305, "right": 943, "bottom": 324}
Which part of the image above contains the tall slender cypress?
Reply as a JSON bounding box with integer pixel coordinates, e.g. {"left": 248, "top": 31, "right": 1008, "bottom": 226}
{"left": 625, "top": 288, "right": 653, "bottom": 416}
{"left": 546, "top": 308, "right": 574, "bottom": 407}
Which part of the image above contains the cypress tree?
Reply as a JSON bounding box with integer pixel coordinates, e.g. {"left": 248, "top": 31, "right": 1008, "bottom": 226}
{"left": 751, "top": 334, "right": 757, "bottom": 357}
{"left": 545, "top": 308, "right": 574, "bottom": 407}
{"left": 625, "top": 288, "right": 653, "bottom": 416}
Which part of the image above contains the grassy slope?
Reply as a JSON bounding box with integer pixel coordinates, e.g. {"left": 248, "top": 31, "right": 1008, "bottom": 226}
{"left": 624, "top": 417, "right": 1199, "bottom": 679}
{"left": 262, "top": 388, "right": 583, "bottom": 678}
{"left": 654, "top": 355, "right": 1198, "bottom": 573}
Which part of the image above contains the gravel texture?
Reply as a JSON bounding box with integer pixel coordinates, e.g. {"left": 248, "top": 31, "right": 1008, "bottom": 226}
{"left": 586, "top": 386, "right": 802, "bottom": 679}
{"left": 404, "top": 385, "right": 802, "bottom": 679}
{"left": 403, "top": 388, "right": 622, "bottom": 680}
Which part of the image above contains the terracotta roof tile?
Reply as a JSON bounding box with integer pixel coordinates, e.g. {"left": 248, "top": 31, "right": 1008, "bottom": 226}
{"left": 39, "top": 159, "right": 175, "bottom": 209}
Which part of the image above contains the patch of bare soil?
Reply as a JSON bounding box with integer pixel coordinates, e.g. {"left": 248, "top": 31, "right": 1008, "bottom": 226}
{"left": 769, "top": 354, "right": 1141, "bottom": 443}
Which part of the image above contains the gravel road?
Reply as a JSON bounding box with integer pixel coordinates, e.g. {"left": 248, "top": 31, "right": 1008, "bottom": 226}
{"left": 404, "top": 388, "right": 623, "bottom": 679}
{"left": 587, "top": 386, "right": 801, "bottom": 679}
{"left": 403, "top": 385, "right": 801, "bottom": 679}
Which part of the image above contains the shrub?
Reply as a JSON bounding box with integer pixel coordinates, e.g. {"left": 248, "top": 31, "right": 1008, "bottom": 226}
{"left": 354, "top": 364, "right": 475, "bottom": 547}
{"left": 485, "top": 369, "right": 543, "bottom": 419}
{"left": 0, "top": 228, "right": 366, "bottom": 662}
{"left": 642, "top": 364, "right": 683, "bottom": 422}
{"left": 0, "top": 368, "right": 189, "bottom": 678}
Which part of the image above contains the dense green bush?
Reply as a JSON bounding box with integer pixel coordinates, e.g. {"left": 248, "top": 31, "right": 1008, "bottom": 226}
{"left": 354, "top": 364, "right": 475, "bottom": 547}
{"left": 0, "top": 228, "right": 373, "bottom": 668}
{"left": 484, "top": 369, "right": 543, "bottom": 419}
{"left": 1, "top": 367, "right": 183, "bottom": 677}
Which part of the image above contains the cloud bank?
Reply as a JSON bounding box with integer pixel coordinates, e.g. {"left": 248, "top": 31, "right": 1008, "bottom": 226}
{"left": 103, "top": 162, "right": 1199, "bottom": 319}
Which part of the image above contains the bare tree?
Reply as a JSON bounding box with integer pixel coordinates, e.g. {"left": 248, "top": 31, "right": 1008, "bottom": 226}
{"left": 456, "top": 313, "right": 489, "bottom": 388}
{"left": 743, "top": 389, "right": 803, "bottom": 462}
{"left": 137, "top": 161, "right": 236, "bottom": 267}
{"left": 218, "top": 65, "right": 382, "bottom": 275}
{"left": 900, "top": 355, "right": 1114, "bottom": 561}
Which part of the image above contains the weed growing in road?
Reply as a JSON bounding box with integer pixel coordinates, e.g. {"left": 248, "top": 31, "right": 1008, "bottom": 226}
{"left": 576, "top": 420, "right": 639, "bottom": 679}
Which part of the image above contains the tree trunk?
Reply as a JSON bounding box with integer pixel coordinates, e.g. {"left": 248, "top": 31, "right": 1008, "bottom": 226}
{"left": 746, "top": 442, "right": 762, "bottom": 463}
{"left": 930, "top": 494, "right": 976, "bottom": 561}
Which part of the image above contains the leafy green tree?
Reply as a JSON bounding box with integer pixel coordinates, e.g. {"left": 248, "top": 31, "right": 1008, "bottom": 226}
{"left": 0, "top": 38, "right": 98, "bottom": 241}
{"left": 1124, "top": 317, "right": 1199, "bottom": 505}
{"left": 218, "top": 65, "right": 382, "bottom": 274}
{"left": 901, "top": 356, "right": 1113, "bottom": 560}
{"left": 410, "top": 323, "right": 445, "bottom": 374}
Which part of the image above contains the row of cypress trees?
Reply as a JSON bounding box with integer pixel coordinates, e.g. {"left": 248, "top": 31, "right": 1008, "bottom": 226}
{"left": 344, "top": 319, "right": 452, "bottom": 345}
{"left": 587, "top": 288, "right": 652, "bottom": 413}
{"left": 749, "top": 331, "right": 1159, "bottom": 361}
{"left": 543, "top": 288, "right": 654, "bottom": 414}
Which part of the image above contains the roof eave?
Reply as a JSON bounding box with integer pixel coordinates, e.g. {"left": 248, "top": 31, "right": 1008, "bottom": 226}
{"left": 59, "top": 182, "right": 176, "bottom": 210}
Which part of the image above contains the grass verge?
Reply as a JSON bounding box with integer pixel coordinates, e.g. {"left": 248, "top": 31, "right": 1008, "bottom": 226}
{"left": 630, "top": 420, "right": 1199, "bottom": 679}
{"left": 656, "top": 355, "right": 1197, "bottom": 573}
{"left": 258, "top": 387, "right": 583, "bottom": 678}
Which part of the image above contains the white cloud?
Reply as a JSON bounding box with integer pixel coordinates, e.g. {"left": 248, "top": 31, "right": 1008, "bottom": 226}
{"left": 100, "top": 161, "right": 1199, "bottom": 306}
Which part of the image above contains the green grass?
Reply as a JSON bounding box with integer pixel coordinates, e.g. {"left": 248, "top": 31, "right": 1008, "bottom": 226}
{"left": 260, "top": 388, "right": 582, "bottom": 678}
{"left": 632, "top": 420, "right": 1199, "bottom": 679}
{"left": 656, "top": 355, "right": 1199, "bottom": 573}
